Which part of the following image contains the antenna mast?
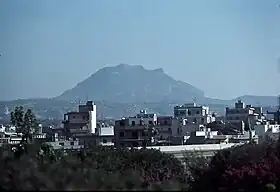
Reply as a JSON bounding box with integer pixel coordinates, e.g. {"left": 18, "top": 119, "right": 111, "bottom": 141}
{"left": 193, "top": 97, "right": 197, "bottom": 104}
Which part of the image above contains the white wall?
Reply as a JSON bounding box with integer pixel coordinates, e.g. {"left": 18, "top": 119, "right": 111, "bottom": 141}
{"left": 89, "top": 105, "right": 97, "bottom": 134}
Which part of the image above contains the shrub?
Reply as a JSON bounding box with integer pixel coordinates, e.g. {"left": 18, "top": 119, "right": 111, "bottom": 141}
{"left": 189, "top": 140, "right": 280, "bottom": 192}
{"left": 0, "top": 144, "right": 188, "bottom": 190}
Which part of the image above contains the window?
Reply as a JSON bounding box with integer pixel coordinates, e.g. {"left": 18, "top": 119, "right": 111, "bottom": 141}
{"left": 103, "top": 139, "right": 107, "bottom": 143}
{"left": 111, "top": 138, "right": 114, "bottom": 143}
{"left": 164, "top": 120, "right": 168, "bottom": 125}
{"left": 149, "top": 121, "right": 153, "bottom": 125}
{"left": 168, "top": 128, "right": 172, "bottom": 132}
{"left": 201, "top": 118, "right": 204, "bottom": 123}
{"left": 132, "top": 131, "right": 138, "bottom": 138}
{"left": 142, "top": 132, "right": 146, "bottom": 136}
{"left": 72, "top": 116, "right": 75, "bottom": 119}
{"left": 177, "top": 128, "right": 180, "bottom": 134}
{"left": 120, "top": 132, "right": 124, "bottom": 137}
{"left": 196, "top": 111, "right": 200, "bottom": 115}
{"left": 132, "top": 121, "right": 136, "bottom": 126}
{"left": 188, "top": 111, "right": 191, "bottom": 115}
{"left": 120, "top": 121, "right": 125, "bottom": 126}
{"left": 193, "top": 118, "right": 197, "bottom": 123}
{"left": 59, "top": 142, "right": 64, "bottom": 146}
{"left": 70, "top": 141, "right": 74, "bottom": 146}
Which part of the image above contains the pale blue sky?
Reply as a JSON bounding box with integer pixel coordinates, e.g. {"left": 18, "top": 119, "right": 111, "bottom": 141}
{"left": 0, "top": 0, "right": 280, "bottom": 101}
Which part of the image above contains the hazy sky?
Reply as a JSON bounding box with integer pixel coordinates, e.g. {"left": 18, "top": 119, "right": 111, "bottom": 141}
{"left": 0, "top": 0, "right": 280, "bottom": 101}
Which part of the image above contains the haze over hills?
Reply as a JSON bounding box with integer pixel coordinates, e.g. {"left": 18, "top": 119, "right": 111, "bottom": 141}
{"left": 55, "top": 64, "right": 279, "bottom": 106}
{"left": 0, "top": 64, "right": 279, "bottom": 120}
{"left": 55, "top": 64, "right": 205, "bottom": 103}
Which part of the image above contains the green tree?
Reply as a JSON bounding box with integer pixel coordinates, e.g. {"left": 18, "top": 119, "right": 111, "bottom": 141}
{"left": 23, "top": 109, "right": 38, "bottom": 134}
{"left": 10, "top": 106, "right": 24, "bottom": 133}
{"left": 10, "top": 106, "right": 38, "bottom": 143}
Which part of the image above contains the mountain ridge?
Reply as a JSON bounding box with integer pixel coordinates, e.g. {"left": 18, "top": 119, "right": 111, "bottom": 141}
{"left": 55, "top": 64, "right": 205, "bottom": 103}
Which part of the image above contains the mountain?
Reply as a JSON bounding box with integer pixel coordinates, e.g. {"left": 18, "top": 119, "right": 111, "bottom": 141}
{"left": 55, "top": 64, "right": 205, "bottom": 103}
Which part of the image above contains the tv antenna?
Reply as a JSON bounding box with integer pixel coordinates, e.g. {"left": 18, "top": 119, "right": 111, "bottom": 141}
{"left": 192, "top": 97, "right": 197, "bottom": 104}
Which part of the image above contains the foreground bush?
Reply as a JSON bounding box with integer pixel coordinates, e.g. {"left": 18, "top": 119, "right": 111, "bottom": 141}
{"left": 0, "top": 144, "right": 188, "bottom": 190}
{"left": 3, "top": 140, "right": 280, "bottom": 191}
{"left": 189, "top": 141, "right": 280, "bottom": 192}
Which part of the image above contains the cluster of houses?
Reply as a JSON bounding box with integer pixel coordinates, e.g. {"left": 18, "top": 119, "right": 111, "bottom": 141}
{"left": 1, "top": 100, "right": 280, "bottom": 152}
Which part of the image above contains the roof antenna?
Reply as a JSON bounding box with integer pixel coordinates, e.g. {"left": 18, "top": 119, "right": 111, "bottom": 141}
{"left": 193, "top": 97, "right": 197, "bottom": 104}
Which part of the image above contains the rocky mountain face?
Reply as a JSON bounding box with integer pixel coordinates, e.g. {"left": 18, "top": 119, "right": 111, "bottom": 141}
{"left": 55, "top": 64, "right": 205, "bottom": 103}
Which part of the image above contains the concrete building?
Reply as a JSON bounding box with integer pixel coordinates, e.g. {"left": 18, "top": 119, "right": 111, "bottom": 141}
{"left": 172, "top": 103, "right": 215, "bottom": 137}
{"left": 114, "top": 110, "right": 157, "bottom": 148}
{"left": 96, "top": 125, "right": 114, "bottom": 146}
{"left": 185, "top": 128, "right": 229, "bottom": 145}
{"left": 44, "top": 134, "right": 83, "bottom": 150}
{"left": 155, "top": 116, "right": 173, "bottom": 144}
{"left": 63, "top": 101, "right": 97, "bottom": 137}
{"left": 225, "top": 100, "right": 265, "bottom": 134}
{"left": 254, "top": 122, "right": 280, "bottom": 142}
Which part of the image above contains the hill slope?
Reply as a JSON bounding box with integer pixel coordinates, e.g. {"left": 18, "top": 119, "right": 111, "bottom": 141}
{"left": 55, "top": 64, "right": 204, "bottom": 103}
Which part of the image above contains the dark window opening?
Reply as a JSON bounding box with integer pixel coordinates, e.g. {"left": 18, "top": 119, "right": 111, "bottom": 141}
{"left": 132, "top": 131, "right": 138, "bottom": 139}
{"left": 120, "top": 132, "right": 124, "bottom": 137}
{"left": 132, "top": 121, "right": 136, "bottom": 126}
{"left": 103, "top": 139, "right": 107, "bottom": 143}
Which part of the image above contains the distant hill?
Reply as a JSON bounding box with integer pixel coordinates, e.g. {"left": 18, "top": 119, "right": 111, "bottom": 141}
{"left": 234, "top": 95, "right": 279, "bottom": 107}
{"left": 1, "top": 64, "right": 279, "bottom": 120}
{"left": 55, "top": 64, "right": 205, "bottom": 103}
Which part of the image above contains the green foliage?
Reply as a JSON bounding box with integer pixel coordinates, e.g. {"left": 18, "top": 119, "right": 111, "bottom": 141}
{"left": 189, "top": 140, "right": 280, "bottom": 192}
{"left": 10, "top": 106, "right": 38, "bottom": 143}
{"left": 0, "top": 144, "right": 189, "bottom": 190}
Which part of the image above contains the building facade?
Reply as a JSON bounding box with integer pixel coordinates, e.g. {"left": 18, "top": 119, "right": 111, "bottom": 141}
{"left": 62, "top": 101, "right": 97, "bottom": 138}
{"left": 114, "top": 110, "right": 157, "bottom": 148}
{"left": 225, "top": 100, "right": 264, "bottom": 133}
{"left": 173, "top": 103, "right": 215, "bottom": 137}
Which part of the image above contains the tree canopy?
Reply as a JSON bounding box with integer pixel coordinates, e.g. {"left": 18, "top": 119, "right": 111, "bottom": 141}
{"left": 10, "top": 106, "right": 38, "bottom": 143}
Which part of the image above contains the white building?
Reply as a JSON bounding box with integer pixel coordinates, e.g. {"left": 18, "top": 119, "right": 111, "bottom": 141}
{"left": 128, "top": 110, "right": 157, "bottom": 126}
{"left": 254, "top": 123, "right": 280, "bottom": 142}
{"left": 226, "top": 100, "right": 265, "bottom": 133}
{"left": 172, "top": 103, "right": 215, "bottom": 137}
{"left": 96, "top": 125, "right": 114, "bottom": 146}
